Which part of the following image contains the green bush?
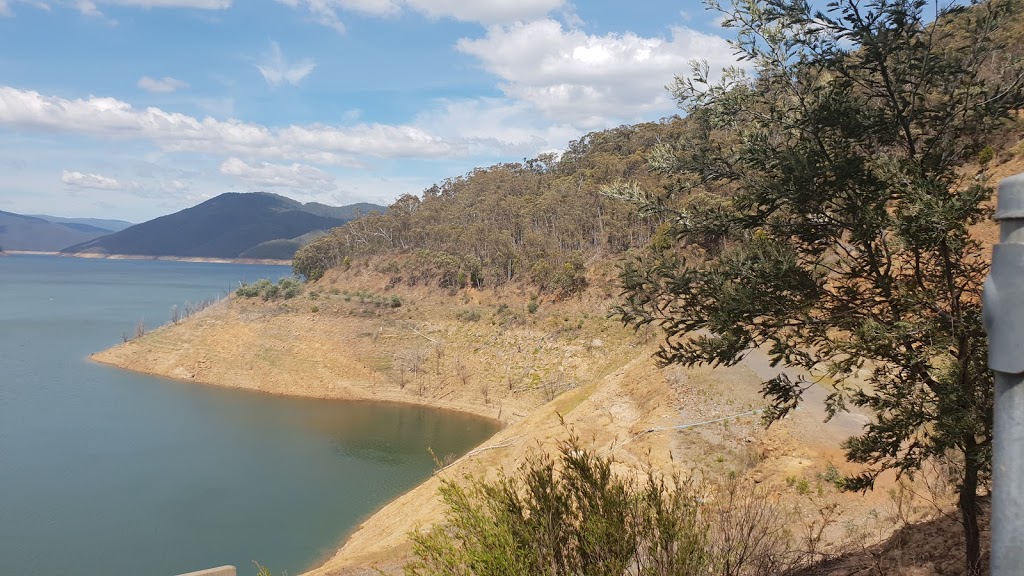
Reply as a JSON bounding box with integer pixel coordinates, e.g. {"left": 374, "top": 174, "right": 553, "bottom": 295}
{"left": 527, "top": 297, "right": 539, "bottom": 314}
{"left": 235, "top": 277, "right": 304, "bottom": 301}
{"left": 406, "top": 439, "right": 710, "bottom": 576}
{"left": 979, "top": 145, "right": 995, "bottom": 165}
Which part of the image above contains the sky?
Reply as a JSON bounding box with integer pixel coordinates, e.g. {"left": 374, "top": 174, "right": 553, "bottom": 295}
{"left": 0, "top": 0, "right": 742, "bottom": 222}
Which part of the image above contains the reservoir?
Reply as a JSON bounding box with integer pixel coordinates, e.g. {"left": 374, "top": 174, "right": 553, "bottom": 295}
{"left": 0, "top": 254, "right": 499, "bottom": 575}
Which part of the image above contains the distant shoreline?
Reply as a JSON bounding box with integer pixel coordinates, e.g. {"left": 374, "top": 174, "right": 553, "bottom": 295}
{"left": 4, "top": 251, "right": 292, "bottom": 267}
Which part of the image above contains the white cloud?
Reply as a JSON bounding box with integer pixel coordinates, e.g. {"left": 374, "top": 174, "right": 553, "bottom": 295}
{"left": 414, "top": 97, "right": 575, "bottom": 157}
{"left": 256, "top": 42, "right": 316, "bottom": 87}
{"left": 274, "top": 0, "right": 400, "bottom": 32}
{"left": 407, "top": 0, "right": 563, "bottom": 24}
{"left": 457, "top": 20, "right": 740, "bottom": 128}
{"left": 220, "top": 157, "right": 336, "bottom": 193}
{"left": 1, "top": 1, "right": 54, "bottom": 16}
{"left": 74, "top": 0, "right": 101, "bottom": 15}
{"left": 0, "top": 86, "right": 456, "bottom": 162}
{"left": 276, "top": 0, "right": 565, "bottom": 32}
{"left": 61, "top": 170, "right": 123, "bottom": 190}
{"left": 277, "top": 123, "right": 452, "bottom": 160}
{"left": 137, "top": 76, "right": 190, "bottom": 93}
{"left": 161, "top": 179, "right": 189, "bottom": 192}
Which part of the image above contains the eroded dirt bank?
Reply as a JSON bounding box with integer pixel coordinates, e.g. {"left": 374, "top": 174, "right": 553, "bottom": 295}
{"left": 92, "top": 270, "right": 930, "bottom": 575}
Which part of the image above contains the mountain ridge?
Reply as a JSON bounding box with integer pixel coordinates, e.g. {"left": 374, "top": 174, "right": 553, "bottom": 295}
{"left": 62, "top": 192, "right": 383, "bottom": 260}
{"left": 0, "top": 210, "right": 113, "bottom": 251}
{"left": 27, "top": 215, "right": 134, "bottom": 232}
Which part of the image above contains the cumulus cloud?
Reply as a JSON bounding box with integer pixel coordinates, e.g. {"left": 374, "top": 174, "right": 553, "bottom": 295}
{"left": 220, "top": 157, "right": 336, "bottom": 192}
{"left": 61, "top": 170, "right": 123, "bottom": 190}
{"left": 0, "top": 86, "right": 456, "bottom": 162}
{"left": 457, "top": 20, "right": 741, "bottom": 128}
{"left": 256, "top": 42, "right": 316, "bottom": 87}
{"left": 275, "top": 0, "right": 565, "bottom": 32}
{"left": 137, "top": 76, "right": 190, "bottom": 93}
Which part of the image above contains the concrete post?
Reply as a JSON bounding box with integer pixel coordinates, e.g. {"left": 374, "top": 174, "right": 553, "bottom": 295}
{"left": 983, "top": 173, "right": 1024, "bottom": 575}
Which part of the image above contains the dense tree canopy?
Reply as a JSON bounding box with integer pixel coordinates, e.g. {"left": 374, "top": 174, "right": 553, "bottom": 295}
{"left": 293, "top": 120, "right": 691, "bottom": 293}
{"left": 614, "top": 0, "right": 1024, "bottom": 573}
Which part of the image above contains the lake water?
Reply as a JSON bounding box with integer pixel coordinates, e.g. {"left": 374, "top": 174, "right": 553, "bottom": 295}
{"left": 0, "top": 254, "right": 498, "bottom": 575}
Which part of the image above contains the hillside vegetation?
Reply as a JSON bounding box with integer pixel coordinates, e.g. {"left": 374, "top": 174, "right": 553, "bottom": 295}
{"left": 293, "top": 120, "right": 691, "bottom": 291}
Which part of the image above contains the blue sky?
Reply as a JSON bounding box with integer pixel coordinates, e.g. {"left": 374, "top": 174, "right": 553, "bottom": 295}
{"left": 0, "top": 0, "right": 740, "bottom": 222}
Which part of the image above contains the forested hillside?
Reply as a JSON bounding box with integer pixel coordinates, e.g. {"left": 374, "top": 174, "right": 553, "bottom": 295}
{"left": 293, "top": 119, "right": 690, "bottom": 291}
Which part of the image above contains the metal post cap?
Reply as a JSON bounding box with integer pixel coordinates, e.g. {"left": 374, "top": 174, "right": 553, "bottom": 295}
{"left": 997, "top": 173, "right": 1024, "bottom": 220}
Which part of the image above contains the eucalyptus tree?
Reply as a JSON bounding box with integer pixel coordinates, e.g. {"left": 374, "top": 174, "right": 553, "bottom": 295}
{"left": 613, "top": 0, "right": 1024, "bottom": 572}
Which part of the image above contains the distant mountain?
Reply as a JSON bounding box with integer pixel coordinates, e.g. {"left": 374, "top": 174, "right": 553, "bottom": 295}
{"left": 301, "top": 202, "right": 383, "bottom": 220}
{"left": 238, "top": 230, "right": 328, "bottom": 260}
{"left": 28, "top": 215, "right": 134, "bottom": 232}
{"left": 0, "top": 211, "right": 112, "bottom": 251}
{"left": 62, "top": 192, "right": 383, "bottom": 260}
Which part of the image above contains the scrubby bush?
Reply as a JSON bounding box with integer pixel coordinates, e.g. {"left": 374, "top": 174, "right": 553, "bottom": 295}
{"left": 406, "top": 440, "right": 813, "bottom": 576}
{"left": 527, "top": 296, "right": 539, "bottom": 314}
{"left": 236, "top": 277, "right": 304, "bottom": 301}
{"left": 407, "top": 439, "right": 712, "bottom": 576}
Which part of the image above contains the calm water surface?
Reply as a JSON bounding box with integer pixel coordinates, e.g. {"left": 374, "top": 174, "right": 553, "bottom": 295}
{"left": 0, "top": 255, "right": 498, "bottom": 575}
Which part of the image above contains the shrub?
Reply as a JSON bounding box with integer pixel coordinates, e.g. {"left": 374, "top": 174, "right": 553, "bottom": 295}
{"left": 235, "top": 277, "right": 304, "bottom": 301}
{"left": 406, "top": 439, "right": 711, "bottom": 576}
{"left": 527, "top": 296, "right": 539, "bottom": 314}
{"left": 407, "top": 441, "right": 810, "bottom": 576}
{"left": 979, "top": 145, "right": 995, "bottom": 165}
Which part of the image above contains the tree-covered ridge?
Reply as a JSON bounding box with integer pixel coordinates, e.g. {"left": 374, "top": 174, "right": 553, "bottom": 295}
{"left": 293, "top": 119, "right": 691, "bottom": 292}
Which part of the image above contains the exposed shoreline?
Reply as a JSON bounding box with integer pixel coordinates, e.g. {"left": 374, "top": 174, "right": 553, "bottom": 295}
{"left": 87, "top": 285, "right": 698, "bottom": 573}
{"left": 89, "top": 273, "right": 881, "bottom": 575}
{"left": 89, "top": 349, "right": 512, "bottom": 425}
{"left": 6, "top": 250, "right": 292, "bottom": 266}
